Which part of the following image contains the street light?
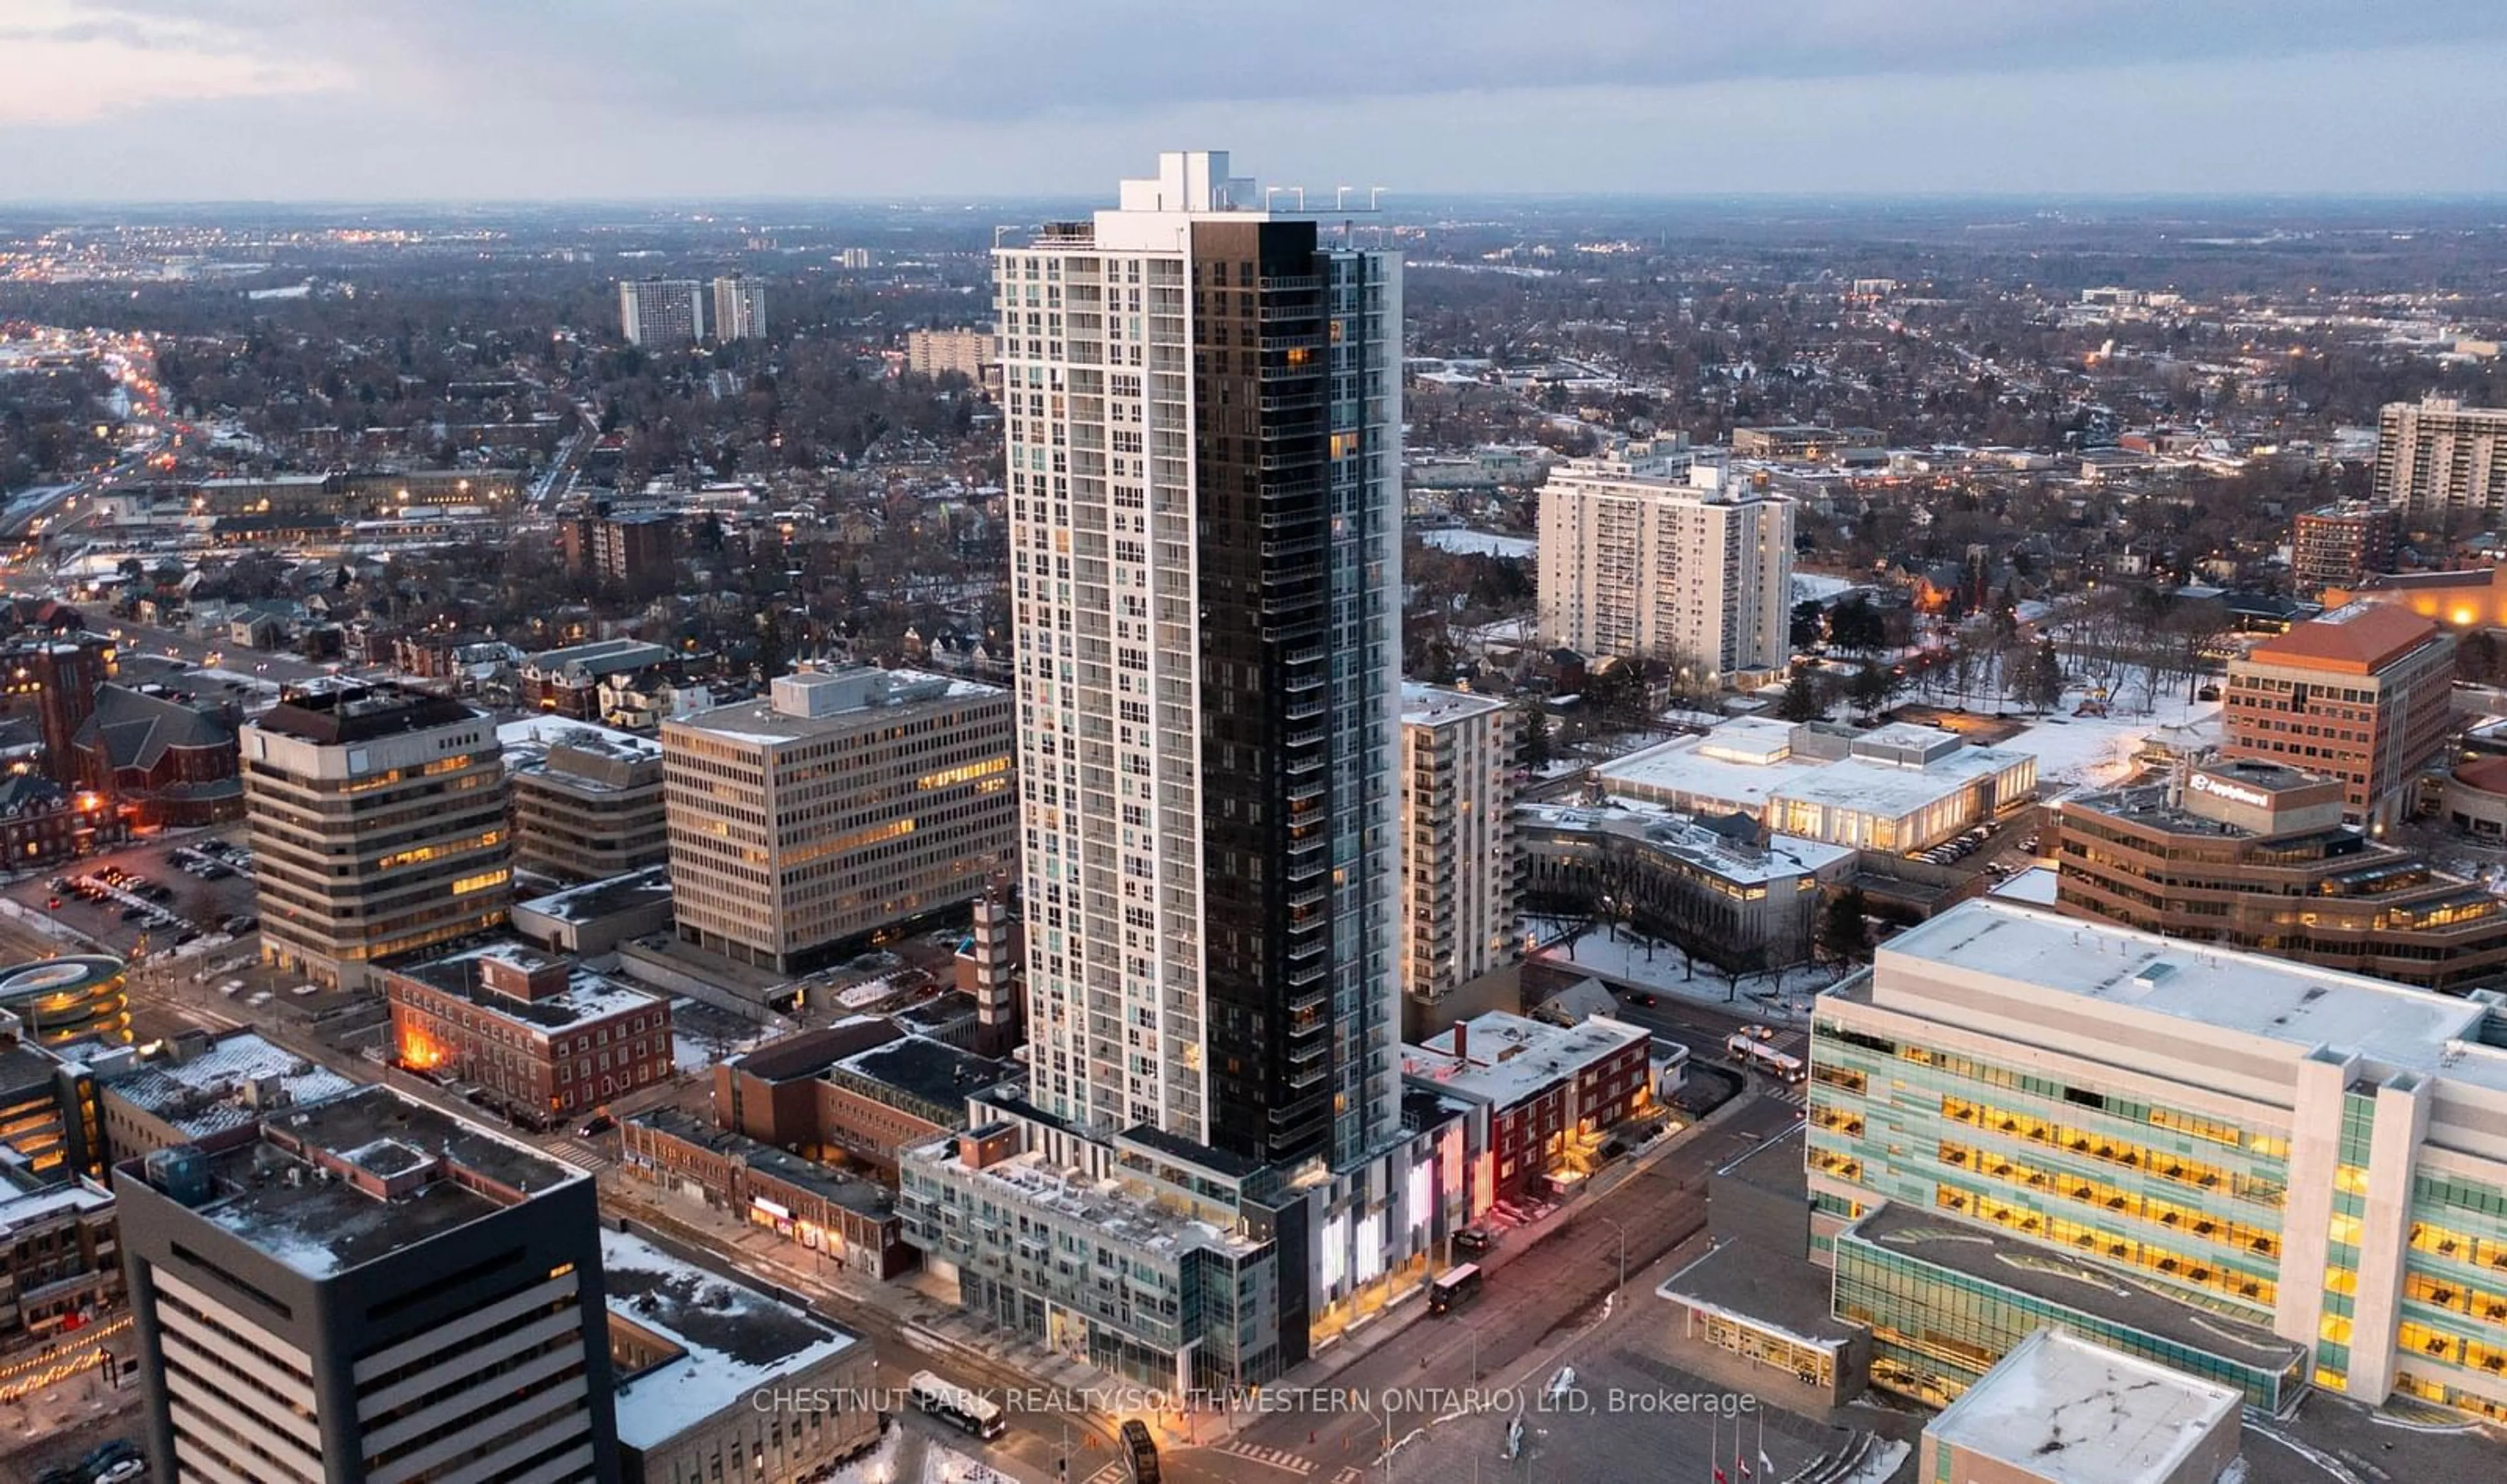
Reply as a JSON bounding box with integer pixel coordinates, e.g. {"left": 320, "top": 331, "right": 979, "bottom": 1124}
{"left": 1594, "top": 1215, "right": 1628, "bottom": 1294}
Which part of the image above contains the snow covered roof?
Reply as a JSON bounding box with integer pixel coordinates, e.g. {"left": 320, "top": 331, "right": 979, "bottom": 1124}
{"left": 1400, "top": 681, "right": 1506, "bottom": 729}
{"left": 104, "top": 1029, "right": 358, "bottom": 1140}
{"left": 1596, "top": 726, "right": 2034, "bottom": 823}
{"left": 1405, "top": 1011, "right": 1650, "bottom": 1111}
{"left": 601, "top": 1227, "right": 861, "bottom": 1453}
{"left": 1926, "top": 1327, "right": 2238, "bottom": 1484}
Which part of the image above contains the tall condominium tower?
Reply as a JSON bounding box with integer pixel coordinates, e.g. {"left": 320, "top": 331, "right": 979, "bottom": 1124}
{"left": 1537, "top": 441, "right": 1793, "bottom": 675}
{"left": 2374, "top": 396, "right": 2507, "bottom": 528}
{"left": 618, "top": 279, "right": 704, "bottom": 347}
{"left": 1002, "top": 150, "right": 1402, "bottom": 1169}
{"left": 710, "top": 276, "right": 767, "bottom": 341}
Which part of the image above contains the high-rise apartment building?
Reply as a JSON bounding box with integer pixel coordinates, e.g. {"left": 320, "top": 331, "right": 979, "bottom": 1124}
{"left": 900, "top": 153, "right": 1466, "bottom": 1391}
{"left": 115, "top": 1084, "right": 618, "bottom": 1483}
{"left": 1537, "top": 444, "right": 1793, "bottom": 674}
{"left": 501, "top": 718, "right": 668, "bottom": 883}
{"left": 2292, "top": 501, "right": 2401, "bottom": 593}
{"left": 661, "top": 668, "right": 1015, "bottom": 975}
{"left": 1807, "top": 896, "right": 2507, "bottom": 1423}
{"left": 904, "top": 328, "right": 992, "bottom": 379}
{"left": 2374, "top": 397, "right": 2507, "bottom": 528}
{"left": 994, "top": 149, "right": 1402, "bottom": 1166}
{"left": 618, "top": 278, "right": 704, "bottom": 347}
{"left": 1399, "top": 684, "right": 1518, "bottom": 1004}
{"left": 708, "top": 276, "right": 766, "bottom": 341}
{"left": 2220, "top": 603, "right": 2455, "bottom": 829}
{"left": 243, "top": 684, "right": 511, "bottom": 990}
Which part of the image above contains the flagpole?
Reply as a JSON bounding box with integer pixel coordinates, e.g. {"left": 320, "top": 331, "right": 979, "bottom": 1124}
{"left": 1711, "top": 1412, "right": 1718, "bottom": 1484}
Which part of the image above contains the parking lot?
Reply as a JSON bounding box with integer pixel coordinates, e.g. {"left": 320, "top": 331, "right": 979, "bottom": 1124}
{"left": 3, "top": 827, "right": 260, "bottom": 966}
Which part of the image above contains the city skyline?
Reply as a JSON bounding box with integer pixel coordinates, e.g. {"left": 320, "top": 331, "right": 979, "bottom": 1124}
{"left": 6, "top": 1, "right": 2507, "bottom": 201}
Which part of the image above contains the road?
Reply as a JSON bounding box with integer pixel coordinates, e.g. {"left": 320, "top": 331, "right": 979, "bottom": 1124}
{"left": 100, "top": 615, "right": 336, "bottom": 688}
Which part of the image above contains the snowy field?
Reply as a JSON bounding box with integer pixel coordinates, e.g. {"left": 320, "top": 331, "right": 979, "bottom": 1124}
{"left": 1528, "top": 915, "right": 1843, "bottom": 1022}
{"left": 1998, "top": 682, "right": 2221, "bottom": 795}
{"left": 1419, "top": 527, "right": 1536, "bottom": 560}
{"left": 820, "top": 1423, "right": 1018, "bottom": 1484}
{"left": 1791, "top": 572, "right": 1865, "bottom": 603}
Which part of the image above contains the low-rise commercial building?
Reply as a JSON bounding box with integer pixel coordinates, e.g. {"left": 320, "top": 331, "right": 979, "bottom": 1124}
{"left": 511, "top": 864, "right": 676, "bottom": 958}
{"left": 1596, "top": 718, "right": 2038, "bottom": 855}
{"left": 601, "top": 1227, "right": 879, "bottom": 1484}
{"left": 1920, "top": 1328, "right": 2243, "bottom": 1484}
{"left": 1403, "top": 1012, "right": 1656, "bottom": 1205}
{"left": 522, "top": 639, "right": 676, "bottom": 721}
{"left": 384, "top": 940, "right": 673, "bottom": 1126}
{"left": 622, "top": 1108, "right": 910, "bottom": 1278}
{"left": 1518, "top": 799, "right": 1853, "bottom": 970}
{"left": 2052, "top": 758, "right": 2507, "bottom": 992}
{"left": 97, "top": 1027, "right": 357, "bottom": 1160}
{"left": 72, "top": 683, "right": 242, "bottom": 827}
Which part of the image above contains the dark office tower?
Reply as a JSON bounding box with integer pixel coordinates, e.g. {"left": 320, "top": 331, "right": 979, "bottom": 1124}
{"left": 114, "top": 1084, "right": 618, "bottom": 1483}
{"left": 1000, "top": 151, "right": 1402, "bottom": 1167}
{"left": 3, "top": 633, "right": 111, "bottom": 787}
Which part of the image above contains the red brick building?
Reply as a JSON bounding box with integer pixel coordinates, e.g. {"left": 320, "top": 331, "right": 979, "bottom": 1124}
{"left": 1403, "top": 1010, "right": 1656, "bottom": 1205}
{"left": 383, "top": 941, "right": 672, "bottom": 1128}
{"left": 2222, "top": 603, "right": 2456, "bottom": 829}
{"left": 622, "top": 1108, "right": 911, "bottom": 1277}
{"left": 72, "top": 684, "right": 242, "bottom": 827}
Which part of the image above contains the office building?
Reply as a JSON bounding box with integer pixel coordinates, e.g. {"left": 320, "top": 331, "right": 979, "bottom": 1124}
{"left": 601, "top": 1227, "right": 879, "bottom": 1484}
{"left": 2292, "top": 501, "right": 2401, "bottom": 593}
{"left": 2220, "top": 603, "right": 2455, "bottom": 829}
{"left": 1919, "top": 1329, "right": 2243, "bottom": 1484}
{"left": 1730, "top": 424, "right": 1885, "bottom": 461}
{"left": 904, "top": 327, "right": 992, "bottom": 379}
{"left": 708, "top": 276, "right": 766, "bottom": 341}
{"left": 116, "top": 1084, "right": 618, "bottom": 1483}
{"left": 618, "top": 278, "right": 705, "bottom": 347}
{"left": 662, "top": 668, "right": 1015, "bottom": 975}
{"left": 2052, "top": 757, "right": 2507, "bottom": 992}
{"left": 1537, "top": 442, "right": 1793, "bottom": 674}
{"left": 501, "top": 718, "right": 669, "bottom": 883}
{"left": 2374, "top": 397, "right": 2507, "bottom": 527}
{"left": 1807, "top": 896, "right": 2507, "bottom": 1422}
{"left": 243, "top": 684, "right": 512, "bottom": 990}
{"left": 1400, "top": 685, "right": 1519, "bottom": 1003}
{"left": 1517, "top": 798, "right": 1853, "bottom": 968}
{"left": 902, "top": 151, "right": 1465, "bottom": 1390}
{"left": 384, "top": 940, "right": 673, "bottom": 1124}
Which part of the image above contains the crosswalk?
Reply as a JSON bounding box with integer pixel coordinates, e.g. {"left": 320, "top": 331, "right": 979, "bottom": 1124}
{"left": 1213, "top": 1440, "right": 1317, "bottom": 1475}
{"left": 548, "top": 1137, "right": 613, "bottom": 1172}
{"left": 1080, "top": 1464, "right": 1126, "bottom": 1484}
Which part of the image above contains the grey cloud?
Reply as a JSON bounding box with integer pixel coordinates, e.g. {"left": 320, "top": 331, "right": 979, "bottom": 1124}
{"left": 89, "top": 0, "right": 2507, "bottom": 121}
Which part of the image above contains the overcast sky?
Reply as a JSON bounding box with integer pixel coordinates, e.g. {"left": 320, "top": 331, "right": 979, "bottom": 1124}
{"left": 5, "top": 0, "right": 2504, "bottom": 202}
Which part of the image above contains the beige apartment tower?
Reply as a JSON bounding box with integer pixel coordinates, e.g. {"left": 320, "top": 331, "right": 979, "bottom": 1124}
{"left": 2375, "top": 397, "right": 2507, "bottom": 528}
{"left": 1537, "top": 443, "right": 1793, "bottom": 675}
{"left": 661, "top": 668, "right": 1014, "bottom": 975}
{"left": 242, "top": 684, "right": 512, "bottom": 990}
{"left": 1400, "top": 684, "right": 1519, "bottom": 1003}
{"left": 904, "top": 328, "right": 992, "bottom": 379}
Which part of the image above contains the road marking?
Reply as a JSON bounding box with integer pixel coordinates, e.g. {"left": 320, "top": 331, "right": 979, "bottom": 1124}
{"left": 1216, "top": 1440, "right": 1317, "bottom": 1475}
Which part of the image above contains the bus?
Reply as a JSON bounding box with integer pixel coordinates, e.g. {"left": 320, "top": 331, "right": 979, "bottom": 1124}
{"left": 907, "top": 1369, "right": 1006, "bottom": 1440}
{"left": 1120, "top": 1418, "right": 1162, "bottom": 1483}
{"left": 1725, "top": 1033, "right": 1807, "bottom": 1084}
{"left": 1429, "top": 1262, "right": 1484, "bottom": 1316}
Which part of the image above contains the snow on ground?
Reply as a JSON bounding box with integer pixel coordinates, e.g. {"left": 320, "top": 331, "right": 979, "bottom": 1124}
{"left": 1791, "top": 573, "right": 1864, "bottom": 603}
{"left": 1419, "top": 527, "right": 1536, "bottom": 560}
{"left": 1526, "top": 915, "right": 1842, "bottom": 1024}
{"left": 1999, "top": 682, "right": 2220, "bottom": 795}
{"left": 818, "top": 1423, "right": 1013, "bottom": 1484}
{"left": 670, "top": 1000, "right": 774, "bottom": 1072}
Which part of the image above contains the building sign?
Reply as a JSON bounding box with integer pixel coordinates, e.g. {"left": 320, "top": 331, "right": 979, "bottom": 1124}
{"left": 2190, "top": 772, "right": 2270, "bottom": 810}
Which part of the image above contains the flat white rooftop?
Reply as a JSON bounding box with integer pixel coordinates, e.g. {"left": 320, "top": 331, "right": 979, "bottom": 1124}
{"left": 1882, "top": 899, "right": 2507, "bottom": 1093}
{"left": 1406, "top": 1010, "right": 1650, "bottom": 1110}
{"left": 1598, "top": 731, "right": 2030, "bottom": 821}
{"left": 1400, "top": 682, "right": 1506, "bottom": 728}
{"left": 1517, "top": 799, "right": 1853, "bottom": 884}
{"left": 1927, "top": 1327, "right": 2238, "bottom": 1484}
